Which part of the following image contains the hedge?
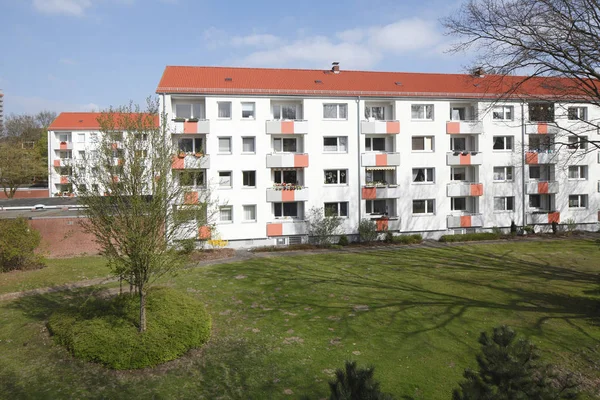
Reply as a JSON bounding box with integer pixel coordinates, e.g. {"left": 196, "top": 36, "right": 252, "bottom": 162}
{"left": 439, "top": 232, "right": 500, "bottom": 243}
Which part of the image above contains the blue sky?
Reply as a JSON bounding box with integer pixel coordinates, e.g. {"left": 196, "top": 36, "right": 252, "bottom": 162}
{"left": 0, "top": 0, "right": 471, "bottom": 116}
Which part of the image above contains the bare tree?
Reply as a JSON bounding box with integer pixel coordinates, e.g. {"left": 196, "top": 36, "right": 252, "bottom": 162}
{"left": 71, "top": 98, "right": 217, "bottom": 332}
{"left": 0, "top": 144, "right": 46, "bottom": 198}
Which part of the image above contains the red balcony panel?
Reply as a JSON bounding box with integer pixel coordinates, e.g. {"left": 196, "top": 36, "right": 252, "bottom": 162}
{"left": 446, "top": 121, "right": 460, "bottom": 134}
{"left": 184, "top": 191, "right": 199, "bottom": 204}
{"left": 184, "top": 121, "right": 198, "bottom": 134}
{"left": 375, "top": 154, "right": 388, "bottom": 166}
{"left": 459, "top": 154, "right": 471, "bottom": 165}
{"left": 362, "top": 187, "right": 376, "bottom": 200}
{"left": 281, "top": 190, "right": 295, "bottom": 202}
{"left": 460, "top": 215, "right": 472, "bottom": 228}
{"left": 386, "top": 121, "right": 400, "bottom": 134}
{"left": 538, "top": 182, "right": 549, "bottom": 194}
{"left": 548, "top": 212, "right": 560, "bottom": 224}
{"left": 294, "top": 154, "right": 309, "bottom": 168}
{"left": 470, "top": 184, "right": 483, "bottom": 196}
{"left": 172, "top": 156, "right": 184, "bottom": 170}
{"left": 199, "top": 226, "right": 211, "bottom": 239}
{"left": 525, "top": 152, "right": 538, "bottom": 164}
{"left": 267, "top": 223, "right": 283, "bottom": 237}
{"left": 281, "top": 121, "right": 295, "bottom": 134}
{"left": 376, "top": 218, "right": 389, "bottom": 232}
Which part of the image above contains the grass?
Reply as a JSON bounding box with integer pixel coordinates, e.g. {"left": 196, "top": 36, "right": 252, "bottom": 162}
{"left": 1, "top": 239, "right": 599, "bottom": 398}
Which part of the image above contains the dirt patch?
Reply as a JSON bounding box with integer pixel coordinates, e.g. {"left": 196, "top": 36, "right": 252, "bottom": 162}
{"left": 188, "top": 249, "right": 235, "bottom": 262}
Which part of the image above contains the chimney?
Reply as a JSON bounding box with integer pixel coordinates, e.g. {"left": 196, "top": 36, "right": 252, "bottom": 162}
{"left": 332, "top": 62, "right": 340, "bottom": 74}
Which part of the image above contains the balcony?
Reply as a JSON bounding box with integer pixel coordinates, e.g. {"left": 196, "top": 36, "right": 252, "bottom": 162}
{"left": 361, "top": 120, "right": 400, "bottom": 134}
{"left": 525, "top": 123, "right": 560, "bottom": 135}
{"left": 526, "top": 181, "right": 559, "bottom": 194}
{"left": 58, "top": 142, "right": 73, "bottom": 150}
{"left": 171, "top": 154, "right": 211, "bottom": 170}
{"left": 525, "top": 152, "right": 558, "bottom": 165}
{"left": 361, "top": 185, "right": 402, "bottom": 199}
{"left": 53, "top": 159, "right": 70, "bottom": 167}
{"left": 447, "top": 214, "right": 484, "bottom": 229}
{"left": 447, "top": 183, "right": 483, "bottom": 197}
{"left": 266, "top": 220, "right": 307, "bottom": 237}
{"left": 446, "top": 152, "right": 483, "bottom": 166}
{"left": 446, "top": 121, "right": 483, "bottom": 134}
{"left": 60, "top": 175, "right": 70, "bottom": 184}
{"left": 266, "top": 120, "right": 308, "bottom": 135}
{"left": 361, "top": 153, "right": 401, "bottom": 167}
{"left": 266, "top": 187, "right": 310, "bottom": 202}
{"left": 266, "top": 153, "right": 309, "bottom": 168}
{"left": 371, "top": 217, "right": 401, "bottom": 231}
{"left": 527, "top": 211, "right": 560, "bottom": 224}
{"left": 173, "top": 119, "right": 210, "bottom": 134}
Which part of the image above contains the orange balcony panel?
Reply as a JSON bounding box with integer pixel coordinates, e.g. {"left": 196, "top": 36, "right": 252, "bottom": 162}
{"left": 470, "top": 183, "right": 483, "bottom": 196}
{"left": 184, "top": 191, "right": 199, "bottom": 204}
{"left": 460, "top": 215, "right": 472, "bottom": 228}
{"left": 538, "top": 182, "right": 549, "bottom": 194}
{"left": 459, "top": 154, "right": 471, "bottom": 165}
{"left": 526, "top": 152, "right": 538, "bottom": 164}
{"left": 59, "top": 143, "right": 68, "bottom": 150}
{"left": 172, "top": 156, "right": 184, "bottom": 170}
{"left": 537, "top": 123, "right": 548, "bottom": 134}
{"left": 184, "top": 121, "right": 198, "bottom": 134}
{"left": 199, "top": 225, "right": 211, "bottom": 240}
{"left": 267, "top": 223, "right": 283, "bottom": 237}
{"left": 446, "top": 121, "right": 460, "bottom": 134}
{"left": 281, "top": 121, "right": 295, "bottom": 134}
{"left": 294, "top": 154, "right": 309, "bottom": 168}
{"left": 376, "top": 218, "right": 389, "bottom": 232}
{"left": 362, "top": 187, "right": 376, "bottom": 200}
{"left": 281, "top": 190, "right": 295, "bottom": 202}
{"left": 60, "top": 176, "right": 69, "bottom": 184}
{"left": 386, "top": 121, "right": 400, "bottom": 134}
{"left": 375, "top": 154, "right": 388, "bottom": 166}
{"left": 53, "top": 160, "right": 61, "bottom": 167}
{"left": 548, "top": 212, "right": 560, "bottom": 224}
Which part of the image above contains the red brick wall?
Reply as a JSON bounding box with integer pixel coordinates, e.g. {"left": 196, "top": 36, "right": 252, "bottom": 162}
{"left": 28, "top": 218, "right": 101, "bottom": 258}
{"left": 0, "top": 189, "right": 50, "bottom": 199}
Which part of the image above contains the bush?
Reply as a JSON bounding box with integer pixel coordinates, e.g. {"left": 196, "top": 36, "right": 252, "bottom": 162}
{"left": 338, "top": 234, "right": 349, "bottom": 246}
{"left": 523, "top": 225, "right": 535, "bottom": 234}
{"left": 358, "top": 219, "right": 378, "bottom": 242}
{"left": 564, "top": 218, "right": 577, "bottom": 235}
{"left": 47, "top": 287, "right": 211, "bottom": 369}
{"left": 384, "top": 230, "right": 394, "bottom": 243}
{"left": 178, "top": 238, "right": 196, "bottom": 255}
{"left": 439, "top": 233, "right": 500, "bottom": 243}
{"left": 392, "top": 234, "right": 422, "bottom": 244}
{"left": 0, "top": 217, "right": 45, "bottom": 272}
{"left": 328, "top": 361, "right": 395, "bottom": 400}
{"left": 306, "top": 207, "right": 342, "bottom": 245}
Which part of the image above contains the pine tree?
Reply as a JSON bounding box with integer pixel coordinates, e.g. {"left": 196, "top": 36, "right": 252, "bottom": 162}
{"left": 328, "top": 361, "right": 395, "bottom": 400}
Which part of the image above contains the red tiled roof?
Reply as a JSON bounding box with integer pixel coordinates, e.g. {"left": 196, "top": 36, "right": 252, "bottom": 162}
{"left": 49, "top": 112, "right": 159, "bottom": 131}
{"left": 156, "top": 66, "right": 594, "bottom": 100}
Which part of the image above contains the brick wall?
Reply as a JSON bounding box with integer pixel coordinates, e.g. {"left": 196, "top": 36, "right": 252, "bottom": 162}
{"left": 28, "top": 218, "right": 101, "bottom": 258}
{"left": 0, "top": 189, "right": 50, "bottom": 199}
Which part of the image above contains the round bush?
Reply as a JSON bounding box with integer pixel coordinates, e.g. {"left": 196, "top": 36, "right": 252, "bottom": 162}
{"left": 47, "top": 287, "right": 211, "bottom": 369}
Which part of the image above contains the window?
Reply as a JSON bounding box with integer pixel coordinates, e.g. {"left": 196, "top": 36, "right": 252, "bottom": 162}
{"left": 451, "top": 167, "right": 467, "bottom": 181}
{"left": 528, "top": 103, "right": 555, "bottom": 122}
{"left": 412, "top": 199, "right": 435, "bottom": 214}
{"left": 323, "top": 136, "right": 348, "bottom": 152}
{"left": 568, "top": 107, "right": 587, "bottom": 121}
{"left": 59, "top": 151, "right": 72, "bottom": 159}
{"left": 219, "top": 206, "right": 233, "bottom": 222}
{"left": 323, "top": 103, "right": 348, "bottom": 119}
{"left": 324, "top": 169, "right": 347, "bottom": 184}
{"left": 242, "top": 137, "right": 255, "bottom": 153}
{"left": 366, "top": 200, "right": 387, "bottom": 215}
{"left": 218, "top": 102, "right": 232, "bottom": 119}
{"left": 529, "top": 195, "right": 541, "bottom": 208}
{"left": 451, "top": 197, "right": 467, "bottom": 211}
{"left": 273, "top": 104, "right": 299, "bottom": 120}
{"left": 77, "top": 133, "right": 85, "bottom": 143}
{"left": 568, "top": 166, "right": 587, "bottom": 180}
{"left": 493, "top": 136, "right": 513, "bottom": 150}
{"left": 365, "top": 169, "right": 388, "bottom": 184}
{"left": 218, "top": 137, "right": 232, "bottom": 153}
{"left": 218, "top": 171, "right": 232, "bottom": 188}
{"left": 450, "top": 137, "right": 467, "bottom": 151}
{"left": 529, "top": 166, "right": 541, "bottom": 180}
{"left": 178, "top": 137, "right": 204, "bottom": 153}
{"left": 324, "top": 202, "right": 349, "bottom": 217}
{"left": 494, "top": 197, "right": 514, "bottom": 211}
{"left": 90, "top": 133, "right": 98, "bottom": 143}
{"left": 274, "top": 202, "right": 298, "bottom": 218}
{"left": 411, "top": 136, "right": 434, "bottom": 151}
{"left": 273, "top": 137, "right": 298, "bottom": 153}
{"left": 569, "top": 194, "right": 587, "bottom": 208}
{"left": 177, "top": 170, "right": 205, "bottom": 187}
{"left": 493, "top": 167, "right": 513, "bottom": 182}
{"left": 365, "top": 137, "right": 386, "bottom": 151}
{"left": 58, "top": 133, "right": 71, "bottom": 143}
{"left": 78, "top": 150, "right": 85, "bottom": 158}
{"left": 243, "top": 205, "right": 256, "bottom": 222}
{"left": 365, "top": 106, "right": 385, "bottom": 120}
{"left": 241, "top": 102, "right": 255, "bottom": 119}
{"left": 492, "top": 106, "right": 514, "bottom": 121}
{"left": 411, "top": 104, "right": 434, "bottom": 120}
{"left": 274, "top": 170, "right": 297, "bottom": 184}
{"left": 175, "top": 103, "right": 203, "bottom": 119}
{"left": 412, "top": 168, "right": 434, "bottom": 183}
{"left": 242, "top": 171, "right": 256, "bottom": 187}
{"left": 567, "top": 135, "right": 588, "bottom": 150}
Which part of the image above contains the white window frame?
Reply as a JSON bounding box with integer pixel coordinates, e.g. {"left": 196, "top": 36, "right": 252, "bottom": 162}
{"left": 58, "top": 133, "right": 71, "bottom": 143}
{"left": 218, "top": 171, "right": 232, "bottom": 188}
{"left": 323, "top": 136, "right": 348, "bottom": 153}
{"left": 492, "top": 106, "right": 514, "bottom": 121}
{"left": 217, "top": 102, "right": 232, "bottom": 119}
{"left": 411, "top": 104, "right": 434, "bottom": 121}
{"left": 242, "top": 137, "right": 256, "bottom": 154}
{"left": 324, "top": 202, "right": 349, "bottom": 217}
{"left": 493, "top": 136, "right": 514, "bottom": 151}
{"left": 365, "top": 106, "right": 386, "bottom": 121}
{"left": 450, "top": 167, "right": 467, "bottom": 182}
{"left": 175, "top": 103, "right": 204, "bottom": 119}
{"left": 242, "top": 205, "right": 257, "bottom": 222}
{"left": 242, "top": 170, "right": 256, "bottom": 188}
{"left": 365, "top": 137, "right": 387, "bottom": 152}
{"left": 273, "top": 137, "right": 298, "bottom": 153}
{"left": 178, "top": 137, "right": 204, "bottom": 154}
{"left": 568, "top": 165, "right": 587, "bottom": 180}
{"left": 412, "top": 199, "right": 435, "bottom": 215}
{"left": 272, "top": 104, "right": 301, "bottom": 120}
{"left": 323, "top": 103, "right": 348, "bottom": 120}
{"left": 273, "top": 202, "right": 299, "bottom": 219}
{"left": 219, "top": 206, "right": 233, "bottom": 223}
{"left": 568, "top": 194, "right": 587, "bottom": 209}
{"left": 529, "top": 194, "right": 542, "bottom": 209}
{"left": 218, "top": 137, "right": 232, "bottom": 154}
{"left": 494, "top": 196, "right": 515, "bottom": 212}
{"left": 324, "top": 169, "right": 348, "bottom": 185}
{"left": 411, "top": 136, "right": 434, "bottom": 152}
{"left": 451, "top": 197, "right": 467, "bottom": 211}
{"left": 177, "top": 169, "right": 206, "bottom": 187}
{"left": 493, "top": 166, "right": 514, "bottom": 182}
{"left": 568, "top": 106, "right": 587, "bottom": 121}
{"left": 412, "top": 168, "right": 434, "bottom": 183}
{"left": 241, "top": 102, "right": 256, "bottom": 119}
{"left": 567, "top": 135, "right": 588, "bottom": 150}
{"left": 366, "top": 199, "right": 387, "bottom": 215}
{"left": 77, "top": 133, "right": 85, "bottom": 143}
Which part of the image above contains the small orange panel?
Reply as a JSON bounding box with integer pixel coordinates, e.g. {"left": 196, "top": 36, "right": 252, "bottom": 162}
{"left": 184, "top": 121, "right": 198, "bottom": 134}
{"left": 281, "top": 189, "right": 295, "bottom": 202}
{"left": 376, "top": 218, "right": 389, "bottom": 232}
{"left": 470, "top": 183, "right": 483, "bottom": 196}
{"left": 111, "top": 143, "right": 118, "bottom": 150}
{"left": 525, "top": 152, "right": 538, "bottom": 164}
{"left": 460, "top": 215, "right": 472, "bottom": 228}
{"left": 538, "top": 182, "right": 548, "bottom": 194}
{"left": 53, "top": 160, "right": 61, "bottom": 167}
{"left": 281, "top": 121, "right": 294, "bottom": 134}
{"left": 459, "top": 154, "right": 471, "bottom": 165}
{"left": 294, "top": 154, "right": 309, "bottom": 168}
{"left": 60, "top": 176, "right": 68, "bottom": 184}
{"left": 386, "top": 121, "right": 400, "bottom": 134}
{"left": 446, "top": 121, "right": 460, "bottom": 134}
{"left": 172, "top": 156, "right": 184, "bottom": 170}
{"left": 59, "top": 143, "right": 68, "bottom": 150}
{"left": 184, "top": 191, "right": 199, "bottom": 204}
{"left": 267, "top": 223, "right": 283, "bottom": 237}
{"left": 199, "top": 226, "right": 211, "bottom": 240}
{"left": 548, "top": 212, "right": 560, "bottom": 224}
{"left": 362, "top": 187, "right": 377, "bottom": 200}
{"left": 375, "top": 154, "right": 388, "bottom": 166}
{"left": 537, "top": 123, "right": 548, "bottom": 134}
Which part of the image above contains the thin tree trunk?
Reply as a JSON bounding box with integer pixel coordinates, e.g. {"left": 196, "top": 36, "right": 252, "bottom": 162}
{"left": 119, "top": 275, "right": 123, "bottom": 295}
{"left": 139, "top": 289, "right": 147, "bottom": 333}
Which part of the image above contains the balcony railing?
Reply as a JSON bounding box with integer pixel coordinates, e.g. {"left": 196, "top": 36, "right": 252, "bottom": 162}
{"left": 525, "top": 151, "right": 558, "bottom": 165}
{"left": 266, "top": 186, "right": 310, "bottom": 202}
{"left": 525, "top": 122, "right": 559, "bottom": 135}
{"left": 172, "top": 119, "right": 210, "bottom": 134}
{"left": 58, "top": 142, "right": 73, "bottom": 150}
{"left": 371, "top": 217, "right": 401, "bottom": 231}
{"left": 171, "top": 154, "right": 211, "bottom": 170}
{"left": 527, "top": 211, "right": 560, "bottom": 224}
{"left": 361, "top": 120, "right": 400, "bottom": 134}
{"left": 266, "top": 220, "right": 307, "bottom": 237}
{"left": 447, "top": 213, "right": 484, "bottom": 229}
{"left": 446, "top": 120, "right": 483, "bottom": 134}
{"left": 361, "top": 152, "right": 401, "bottom": 167}
{"left": 446, "top": 182, "right": 483, "bottom": 197}
{"left": 525, "top": 181, "right": 559, "bottom": 194}
{"left": 266, "top": 120, "right": 308, "bottom": 135}
{"left": 361, "top": 185, "right": 402, "bottom": 199}
{"left": 266, "top": 153, "right": 309, "bottom": 168}
{"left": 446, "top": 151, "right": 483, "bottom": 166}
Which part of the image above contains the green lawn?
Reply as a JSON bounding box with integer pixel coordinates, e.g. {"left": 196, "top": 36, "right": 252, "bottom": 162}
{"left": 1, "top": 239, "right": 599, "bottom": 399}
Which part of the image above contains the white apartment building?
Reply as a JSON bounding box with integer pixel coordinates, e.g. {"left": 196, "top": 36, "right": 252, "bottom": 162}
{"left": 49, "top": 65, "right": 600, "bottom": 248}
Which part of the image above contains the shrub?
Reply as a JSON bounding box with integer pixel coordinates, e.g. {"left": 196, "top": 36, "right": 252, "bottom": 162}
{"left": 393, "top": 234, "right": 422, "bottom": 244}
{"left": 338, "top": 234, "right": 349, "bottom": 246}
{"left": 523, "top": 225, "right": 535, "bottom": 234}
{"left": 491, "top": 226, "right": 502, "bottom": 235}
{"left": 439, "top": 233, "right": 500, "bottom": 243}
{"left": 328, "top": 361, "right": 395, "bottom": 400}
{"left": 564, "top": 218, "right": 577, "bottom": 235}
{"left": 47, "top": 287, "right": 211, "bottom": 369}
{"left": 0, "top": 217, "right": 45, "bottom": 272}
{"left": 510, "top": 220, "right": 517, "bottom": 234}
{"left": 384, "top": 230, "right": 394, "bottom": 243}
{"left": 306, "top": 207, "right": 342, "bottom": 245}
{"left": 178, "top": 238, "right": 196, "bottom": 255}
{"left": 358, "top": 219, "right": 378, "bottom": 243}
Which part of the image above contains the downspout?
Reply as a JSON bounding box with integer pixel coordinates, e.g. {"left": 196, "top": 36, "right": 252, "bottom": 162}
{"left": 521, "top": 101, "right": 526, "bottom": 228}
{"left": 356, "top": 96, "right": 362, "bottom": 237}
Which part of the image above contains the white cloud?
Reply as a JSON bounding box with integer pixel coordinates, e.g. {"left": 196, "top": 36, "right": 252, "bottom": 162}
{"left": 33, "top": 0, "right": 92, "bottom": 16}
{"left": 368, "top": 18, "right": 444, "bottom": 52}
